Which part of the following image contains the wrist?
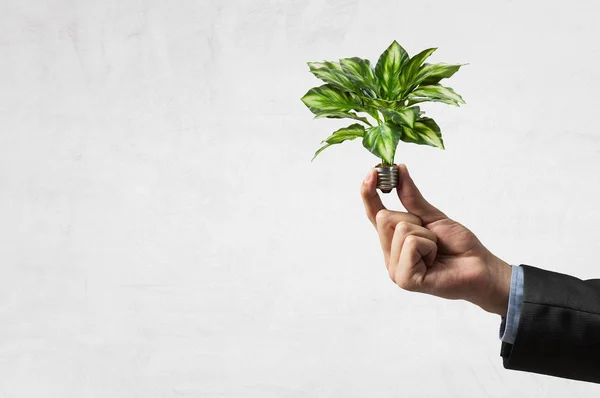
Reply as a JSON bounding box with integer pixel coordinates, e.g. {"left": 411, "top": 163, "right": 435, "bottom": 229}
{"left": 474, "top": 255, "right": 512, "bottom": 316}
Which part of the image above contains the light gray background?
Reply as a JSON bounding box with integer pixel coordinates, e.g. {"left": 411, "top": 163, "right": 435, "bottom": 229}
{"left": 1, "top": 0, "right": 600, "bottom": 396}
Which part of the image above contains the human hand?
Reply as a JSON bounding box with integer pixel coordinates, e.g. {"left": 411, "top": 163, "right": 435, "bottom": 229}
{"left": 360, "top": 164, "right": 512, "bottom": 317}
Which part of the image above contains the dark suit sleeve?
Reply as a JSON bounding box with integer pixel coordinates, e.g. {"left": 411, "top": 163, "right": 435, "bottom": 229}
{"left": 500, "top": 264, "right": 600, "bottom": 383}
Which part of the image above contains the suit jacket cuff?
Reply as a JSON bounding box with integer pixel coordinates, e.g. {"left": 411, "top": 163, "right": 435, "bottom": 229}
{"left": 499, "top": 265, "right": 524, "bottom": 344}
{"left": 500, "top": 264, "right": 600, "bottom": 383}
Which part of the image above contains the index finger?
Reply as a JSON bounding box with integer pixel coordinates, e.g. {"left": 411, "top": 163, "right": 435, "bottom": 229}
{"left": 360, "top": 168, "right": 385, "bottom": 228}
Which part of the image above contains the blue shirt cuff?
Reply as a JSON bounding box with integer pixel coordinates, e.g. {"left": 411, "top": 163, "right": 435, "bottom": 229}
{"left": 499, "top": 264, "right": 524, "bottom": 344}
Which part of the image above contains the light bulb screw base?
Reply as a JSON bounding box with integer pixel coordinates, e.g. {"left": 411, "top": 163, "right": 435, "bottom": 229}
{"left": 375, "top": 164, "right": 398, "bottom": 194}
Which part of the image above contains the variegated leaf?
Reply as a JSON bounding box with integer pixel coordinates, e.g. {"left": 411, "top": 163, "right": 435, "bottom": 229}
{"left": 414, "top": 118, "right": 444, "bottom": 149}
{"left": 366, "top": 98, "right": 398, "bottom": 109}
{"left": 380, "top": 106, "right": 420, "bottom": 129}
{"left": 375, "top": 40, "right": 409, "bottom": 100}
{"left": 312, "top": 124, "right": 366, "bottom": 161}
{"left": 398, "top": 48, "right": 437, "bottom": 98}
{"left": 307, "top": 61, "right": 359, "bottom": 93}
{"left": 397, "top": 118, "right": 444, "bottom": 149}
{"left": 301, "top": 84, "right": 363, "bottom": 114}
{"left": 339, "top": 57, "right": 379, "bottom": 96}
{"left": 407, "top": 85, "right": 466, "bottom": 106}
{"left": 415, "top": 63, "right": 464, "bottom": 87}
{"left": 362, "top": 122, "right": 402, "bottom": 165}
{"left": 313, "top": 110, "right": 372, "bottom": 126}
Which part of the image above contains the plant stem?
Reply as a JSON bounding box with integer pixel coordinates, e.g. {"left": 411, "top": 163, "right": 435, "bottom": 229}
{"left": 374, "top": 112, "right": 381, "bottom": 125}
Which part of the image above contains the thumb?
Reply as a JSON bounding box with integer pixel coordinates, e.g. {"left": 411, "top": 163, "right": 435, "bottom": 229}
{"left": 396, "top": 164, "right": 446, "bottom": 225}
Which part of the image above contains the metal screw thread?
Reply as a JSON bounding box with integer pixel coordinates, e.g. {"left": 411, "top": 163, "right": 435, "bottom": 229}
{"left": 376, "top": 165, "right": 399, "bottom": 193}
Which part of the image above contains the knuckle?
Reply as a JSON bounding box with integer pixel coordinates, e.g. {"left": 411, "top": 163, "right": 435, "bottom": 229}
{"left": 403, "top": 234, "right": 419, "bottom": 246}
{"left": 396, "top": 277, "right": 413, "bottom": 291}
{"left": 375, "top": 209, "right": 389, "bottom": 226}
{"left": 394, "top": 221, "right": 411, "bottom": 235}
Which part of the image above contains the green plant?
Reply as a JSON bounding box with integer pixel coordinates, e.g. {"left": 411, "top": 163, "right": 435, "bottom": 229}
{"left": 301, "top": 40, "right": 466, "bottom": 165}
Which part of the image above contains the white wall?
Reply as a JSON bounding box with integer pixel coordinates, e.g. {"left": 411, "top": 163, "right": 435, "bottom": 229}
{"left": 1, "top": 0, "right": 600, "bottom": 396}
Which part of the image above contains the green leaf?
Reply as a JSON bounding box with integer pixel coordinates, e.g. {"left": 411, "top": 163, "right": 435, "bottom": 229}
{"left": 339, "top": 57, "right": 379, "bottom": 97}
{"left": 397, "top": 118, "right": 444, "bottom": 149}
{"left": 398, "top": 47, "right": 437, "bottom": 97}
{"left": 375, "top": 41, "right": 409, "bottom": 100}
{"left": 380, "top": 106, "right": 420, "bottom": 129}
{"left": 415, "top": 118, "right": 444, "bottom": 149}
{"left": 301, "top": 84, "right": 363, "bottom": 114}
{"left": 407, "top": 84, "right": 466, "bottom": 106}
{"left": 312, "top": 124, "right": 366, "bottom": 161}
{"left": 321, "top": 123, "right": 365, "bottom": 144}
{"left": 415, "top": 63, "right": 465, "bottom": 87}
{"left": 362, "top": 122, "right": 402, "bottom": 165}
{"left": 313, "top": 110, "right": 372, "bottom": 126}
{"left": 307, "top": 61, "right": 359, "bottom": 93}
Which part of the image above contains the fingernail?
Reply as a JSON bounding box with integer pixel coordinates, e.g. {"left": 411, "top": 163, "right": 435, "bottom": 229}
{"left": 364, "top": 171, "right": 373, "bottom": 184}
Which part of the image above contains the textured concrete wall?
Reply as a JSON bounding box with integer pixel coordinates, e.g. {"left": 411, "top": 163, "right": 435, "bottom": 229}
{"left": 1, "top": 0, "right": 600, "bottom": 396}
